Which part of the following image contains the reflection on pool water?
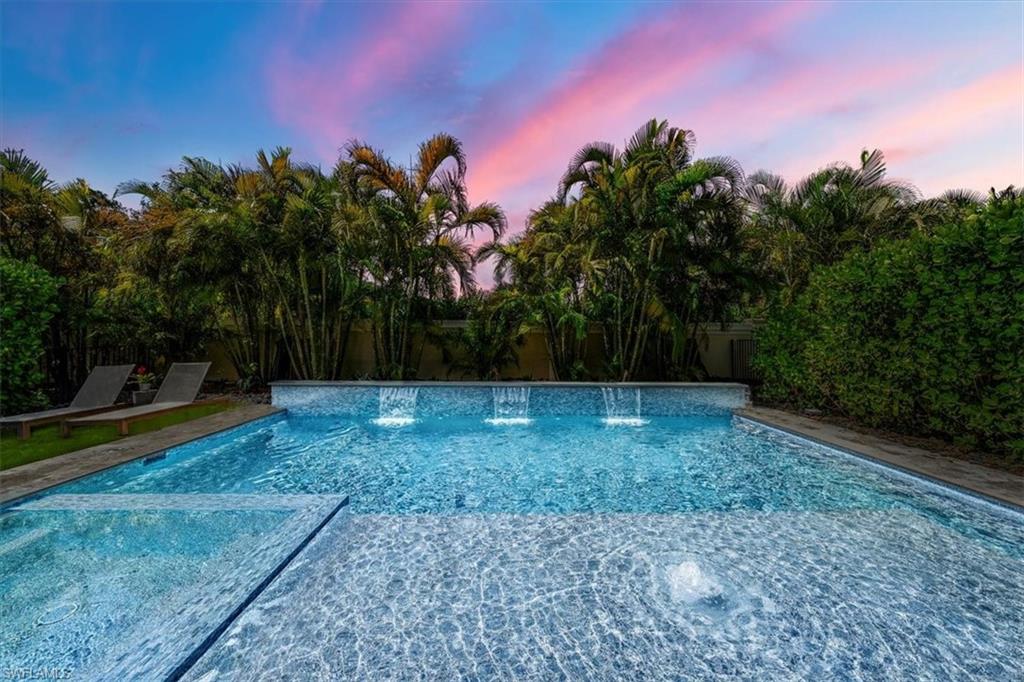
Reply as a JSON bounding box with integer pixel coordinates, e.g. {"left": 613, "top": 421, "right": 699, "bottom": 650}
{"left": 2, "top": 385, "right": 1022, "bottom": 680}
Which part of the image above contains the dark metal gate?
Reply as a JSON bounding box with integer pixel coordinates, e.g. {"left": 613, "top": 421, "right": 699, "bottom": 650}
{"left": 730, "top": 339, "right": 757, "bottom": 381}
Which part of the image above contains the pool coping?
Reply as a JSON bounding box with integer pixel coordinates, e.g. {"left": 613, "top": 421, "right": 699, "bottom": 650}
{"left": 271, "top": 380, "right": 749, "bottom": 388}
{"left": 737, "top": 407, "right": 1024, "bottom": 510}
{"left": 0, "top": 403, "right": 284, "bottom": 505}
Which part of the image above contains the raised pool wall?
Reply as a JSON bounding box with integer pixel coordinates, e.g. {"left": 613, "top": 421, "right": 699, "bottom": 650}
{"left": 271, "top": 382, "right": 750, "bottom": 417}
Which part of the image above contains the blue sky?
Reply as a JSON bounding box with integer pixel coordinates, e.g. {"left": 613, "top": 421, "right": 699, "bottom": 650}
{"left": 3, "top": 0, "right": 1022, "bottom": 237}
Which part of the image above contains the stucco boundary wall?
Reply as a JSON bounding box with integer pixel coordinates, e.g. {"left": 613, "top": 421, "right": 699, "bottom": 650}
{"left": 205, "top": 321, "right": 757, "bottom": 382}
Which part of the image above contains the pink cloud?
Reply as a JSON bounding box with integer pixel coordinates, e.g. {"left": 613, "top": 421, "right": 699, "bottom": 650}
{"left": 869, "top": 66, "right": 1021, "bottom": 154}
{"left": 465, "top": 2, "right": 821, "bottom": 205}
{"left": 266, "top": 1, "right": 468, "bottom": 159}
{"left": 778, "top": 64, "right": 1023, "bottom": 190}
{"left": 680, "top": 54, "right": 941, "bottom": 153}
{"left": 916, "top": 155, "right": 1023, "bottom": 197}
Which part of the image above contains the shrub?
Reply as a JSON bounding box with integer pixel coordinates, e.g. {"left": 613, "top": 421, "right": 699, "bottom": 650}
{"left": 0, "top": 257, "right": 59, "bottom": 414}
{"left": 754, "top": 192, "right": 1024, "bottom": 459}
{"left": 445, "top": 291, "right": 531, "bottom": 380}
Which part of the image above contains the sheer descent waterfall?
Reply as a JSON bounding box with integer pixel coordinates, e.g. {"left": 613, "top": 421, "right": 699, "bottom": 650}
{"left": 601, "top": 387, "right": 647, "bottom": 425}
{"left": 374, "top": 387, "right": 419, "bottom": 426}
{"left": 487, "top": 386, "right": 531, "bottom": 425}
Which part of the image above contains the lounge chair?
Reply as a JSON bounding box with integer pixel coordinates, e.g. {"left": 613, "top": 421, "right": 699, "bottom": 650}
{"left": 61, "top": 362, "right": 224, "bottom": 437}
{"left": 0, "top": 364, "right": 134, "bottom": 439}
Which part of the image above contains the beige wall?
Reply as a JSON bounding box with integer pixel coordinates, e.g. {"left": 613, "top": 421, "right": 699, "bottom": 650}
{"left": 205, "top": 321, "right": 756, "bottom": 383}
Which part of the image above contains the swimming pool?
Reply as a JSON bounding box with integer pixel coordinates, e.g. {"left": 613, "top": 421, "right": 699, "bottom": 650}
{"left": 2, "top": 383, "right": 1021, "bottom": 680}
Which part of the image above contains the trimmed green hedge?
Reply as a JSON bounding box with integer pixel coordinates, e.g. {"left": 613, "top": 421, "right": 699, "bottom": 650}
{"left": 755, "top": 193, "right": 1024, "bottom": 459}
{"left": 0, "top": 257, "right": 59, "bottom": 414}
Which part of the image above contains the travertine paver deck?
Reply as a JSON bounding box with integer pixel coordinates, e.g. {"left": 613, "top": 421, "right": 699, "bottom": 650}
{"left": 0, "top": 403, "right": 282, "bottom": 504}
{"left": 738, "top": 407, "right": 1024, "bottom": 509}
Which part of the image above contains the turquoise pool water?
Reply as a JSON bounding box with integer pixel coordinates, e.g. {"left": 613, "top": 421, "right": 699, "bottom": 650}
{"left": 2, "top": 385, "right": 1021, "bottom": 680}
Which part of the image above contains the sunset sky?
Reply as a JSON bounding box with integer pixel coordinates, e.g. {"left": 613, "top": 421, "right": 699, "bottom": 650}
{"left": 3, "top": 0, "right": 1022, "bottom": 280}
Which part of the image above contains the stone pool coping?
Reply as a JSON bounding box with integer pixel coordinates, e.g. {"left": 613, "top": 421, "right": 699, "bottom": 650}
{"left": 0, "top": 403, "right": 283, "bottom": 505}
{"left": 738, "top": 407, "right": 1024, "bottom": 510}
{"left": 271, "top": 380, "right": 748, "bottom": 387}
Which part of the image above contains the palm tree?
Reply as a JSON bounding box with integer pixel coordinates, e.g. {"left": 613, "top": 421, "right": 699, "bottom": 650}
{"left": 743, "top": 149, "right": 928, "bottom": 295}
{"left": 346, "top": 133, "right": 506, "bottom": 378}
{"left": 647, "top": 155, "right": 758, "bottom": 378}
{"left": 269, "top": 162, "right": 367, "bottom": 379}
{"left": 118, "top": 157, "right": 267, "bottom": 379}
{"left": 553, "top": 119, "right": 749, "bottom": 379}
{"left": 119, "top": 148, "right": 370, "bottom": 381}
{"left": 478, "top": 200, "right": 590, "bottom": 380}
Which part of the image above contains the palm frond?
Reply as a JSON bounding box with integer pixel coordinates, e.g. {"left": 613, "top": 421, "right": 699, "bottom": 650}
{"left": 1, "top": 149, "right": 53, "bottom": 189}
{"left": 415, "top": 133, "right": 466, "bottom": 194}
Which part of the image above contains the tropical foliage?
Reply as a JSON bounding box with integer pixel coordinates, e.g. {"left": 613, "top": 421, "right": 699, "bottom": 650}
{"left": 111, "top": 136, "right": 507, "bottom": 383}
{"left": 0, "top": 257, "right": 59, "bottom": 413}
{"left": 1, "top": 121, "right": 1020, "bottom": 461}
{"left": 743, "top": 149, "right": 979, "bottom": 297}
{"left": 754, "top": 189, "right": 1024, "bottom": 458}
{"left": 484, "top": 120, "right": 759, "bottom": 380}
{"left": 2, "top": 149, "right": 140, "bottom": 403}
{"left": 446, "top": 292, "right": 532, "bottom": 380}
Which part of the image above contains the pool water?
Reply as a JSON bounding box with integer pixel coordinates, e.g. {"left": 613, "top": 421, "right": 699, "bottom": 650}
{"left": 2, "top": 386, "right": 1022, "bottom": 680}
{"left": 0, "top": 495, "right": 343, "bottom": 678}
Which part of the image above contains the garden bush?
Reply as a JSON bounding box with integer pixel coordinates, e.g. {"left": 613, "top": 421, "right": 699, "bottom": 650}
{"left": 755, "top": 192, "right": 1024, "bottom": 459}
{"left": 0, "top": 257, "right": 59, "bottom": 414}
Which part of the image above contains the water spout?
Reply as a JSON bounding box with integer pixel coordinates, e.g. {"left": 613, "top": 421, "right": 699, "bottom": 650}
{"left": 666, "top": 561, "right": 723, "bottom": 604}
{"left": 374, "top": 387, "right": 418, "bottom": 426}
{"left": 601, "top": 386, "right": 647, "bottom": 426}
{"left": 487, "top": 386, "right": 531, "bottom": 425}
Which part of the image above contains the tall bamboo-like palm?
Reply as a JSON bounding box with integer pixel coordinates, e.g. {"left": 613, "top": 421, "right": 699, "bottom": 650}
{"left": 558, "top": 119, "right": 751, "bottom": 379}
{"left": 647, "top": 155, "right": 759, "bottom": 377}
{"left": 479, "top": 199, "right": 590, "bottom": 380}
{"left": 119, "top": 148, "right": 369, "bottom": 380}
{"left": 118, "top": 157, "right": 266, "bottom": 377}
{"left": 347, "top": 133, "right": 506, "bottom": 378}
{"left": 554, "top": 121, "right": 690, "bottom": 379}
{"left": 269, "top": 164, "right": 367, "bottom": 379}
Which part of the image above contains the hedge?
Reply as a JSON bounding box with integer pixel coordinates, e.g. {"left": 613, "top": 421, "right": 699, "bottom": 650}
{"left": 754, "top": 193, "right": 1024, "bottom": 459}
{"left": 0, "top": 257, "right": 59, "bottom": 414}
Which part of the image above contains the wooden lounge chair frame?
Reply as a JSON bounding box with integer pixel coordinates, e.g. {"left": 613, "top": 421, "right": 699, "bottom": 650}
{"left": 0, "top": 364, "right": 134, "bottom": 439}
{"left": 11, "top": 406, "right": 119, "bottom": 440}
{"left": 61, "top": 397, "right": 230, "bottom": 437}
{"left": 60, "top": 362, "right": 218, "bottom": 438}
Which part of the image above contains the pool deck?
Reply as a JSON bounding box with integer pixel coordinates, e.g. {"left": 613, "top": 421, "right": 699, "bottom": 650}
{"left": 0, "top": 403, "right": 283, "bottom": 505}
{"left": 738, "top": 407, "right": 1024, "bottom": 509}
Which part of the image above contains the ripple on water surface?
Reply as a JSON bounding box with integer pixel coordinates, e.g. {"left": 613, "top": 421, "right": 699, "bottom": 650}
{"left": 184, "top": 510, "right": 1024, "bottom": 680}
{"left": 26, "top": 413, "right": 1024, "bottom": 679}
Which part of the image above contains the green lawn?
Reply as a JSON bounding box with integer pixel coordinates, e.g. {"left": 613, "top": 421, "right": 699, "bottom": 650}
{"left": 0, "top": 402, "right": 233, "bottom": 471}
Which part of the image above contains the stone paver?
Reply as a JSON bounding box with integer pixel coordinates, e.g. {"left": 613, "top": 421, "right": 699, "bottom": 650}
{"left": 738, "top": 407, "right": 1024, "bottom": 509}
{"left": 0, "top": 403, "right": 282, "bottom": 504}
